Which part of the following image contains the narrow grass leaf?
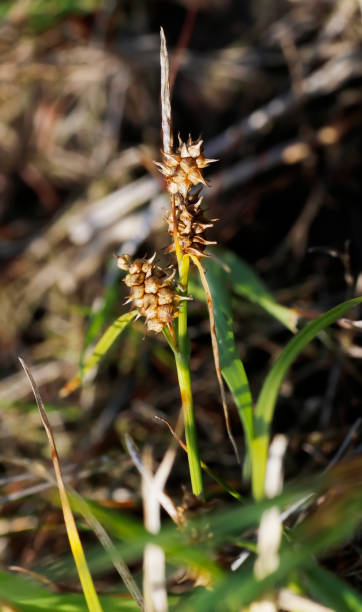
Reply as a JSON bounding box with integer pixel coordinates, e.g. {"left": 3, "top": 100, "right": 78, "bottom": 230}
{"left": 109, "top": 487, "right": 311, "bottom": 568}
{"left": 212, "top": 247, "right": 298, "bottom": 332}
{"left": 60, "top": 311, "right": 137, "bottom": 397}
{"left": 0, "top": 570, "right": 139, "bottom": 611}
{"left": 19, "top": 358, "right": 103, "bottom": 612}
{"left": 178, "top": 467, "right": 362, "bottom": 610}
{"left": 36, "top": 485, "right": 313, "bottom": 584}
{"left": 301, "top": 564, "right": 362, "bottom": 612}
{"left": 66, "top": 492, "right": 144, "bottom": 609}
{"left": 80, "top": 269, "right": 120, "bottom": 373}
{"left": 72, "top": 499, "right": 147, "bottom": 541}
{"left": 202, "top": 257, "right": 254, "bottom": 457}
{"left": 252, "top": 296, "right": 362, "bottom": 499}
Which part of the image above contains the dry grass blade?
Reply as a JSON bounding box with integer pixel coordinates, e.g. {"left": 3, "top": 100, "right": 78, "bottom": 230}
{"left": 160, "top": 29, "right": 181, "bottom": 262}
{"left": 191, "top": 256, "right": 241, "bottom": 465}
{"left": 67, "top": 488, "right": 144, "bottom": 610}
{"left": 160, "top": 27, "right": 173, "bottom": 155}
{"left": 8, "top": 566, "right": 58, "bottom": 590}
{"left": 18, "top": 357, "right": 103, "bottom": 612}
{"left": 154, "top": 415, "right": 187, "bottom": 452}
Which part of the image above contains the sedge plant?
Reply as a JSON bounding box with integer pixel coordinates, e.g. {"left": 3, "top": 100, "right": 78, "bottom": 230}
{"left": 21, "top": 28, "right": 362, "bottom": 612}
{"left": 62, "top": 29, "right": 362, "bottom": 506}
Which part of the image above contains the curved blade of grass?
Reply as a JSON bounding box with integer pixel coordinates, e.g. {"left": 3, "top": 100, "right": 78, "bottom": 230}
{"left": 252, "top": 296, "right": 362, "bottom": 500}
{"left": 66, "top": 491, "right": 144, "bottom": 609}
{"left": 212, "top": 247, "right": 298, "bottom": 333}
{"left": 38, "top": 485, "right": 314, "bottom": 583}
{"left": 60, "top": 311, "right": 137, "bottom": 397}
{"left": 202, "top": 257, "right": 253, "bottom": 458}
{"left": 0, "top": 570, "right": 139, "bottom": 611}
{"left": 178, "top": 464, "right": 362, "bottom": 611}
{"left": 80, "top": 268, "right": 121, "bottom": 372}
{"left": 102, "top": 487, "right": 311, "bottom": 567}
{"left": 19, "top": 358, "right": 103, "bottom": 612}
{"left": 301, "top": 564, "right": 362, "bottom": 612}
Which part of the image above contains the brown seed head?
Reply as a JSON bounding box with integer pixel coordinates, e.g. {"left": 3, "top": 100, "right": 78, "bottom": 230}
{"left": 120, "top": 254, "right": 179, "bottom": 333}
{"left": 166, "top": 192, "right": 217, "bottom": 257}
{"left": 156, "top": 135, "right": 216, "bottom": 198}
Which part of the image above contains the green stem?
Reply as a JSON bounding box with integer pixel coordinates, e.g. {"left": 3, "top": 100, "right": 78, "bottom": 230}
{"left": 174, "top": 350, "right": 203, "bottom": 497}
{"left": 178, "top": 254, "right": 190, "bottom": 355}
{"left": 164, "top": 254, "right": 203, "bottom": 496}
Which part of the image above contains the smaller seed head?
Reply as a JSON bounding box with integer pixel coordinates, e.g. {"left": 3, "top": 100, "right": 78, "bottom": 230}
{"left": 120, "top": 255, "right": 179, "bottom": 332}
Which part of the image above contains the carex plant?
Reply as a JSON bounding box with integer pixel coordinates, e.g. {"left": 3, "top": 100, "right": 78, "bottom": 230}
{"left": 62, "top": 29, "right": 362, "bottom": 508}
{"left": 16, "top": 28, "right": 362, "bottom": 612}
{"left": 116, "top": 116, "right": 217, "bottom": 497}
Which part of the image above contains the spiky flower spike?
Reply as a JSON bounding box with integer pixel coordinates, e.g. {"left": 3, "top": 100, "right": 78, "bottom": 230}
{"left": 166, "top": 191, "right": 218, "bottom": 257}
{"left": 156, "top": 135, "right": 217, "bottom": 199}
{"left": 155, "top": 134, "right": 217, "bottom": 258}
{"left": 117, "top": 254, "right": 179, "bottom": 333}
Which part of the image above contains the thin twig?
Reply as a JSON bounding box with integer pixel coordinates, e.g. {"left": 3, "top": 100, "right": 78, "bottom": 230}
{"left": 154, "top": 415, "right": 187, "bottom": 452}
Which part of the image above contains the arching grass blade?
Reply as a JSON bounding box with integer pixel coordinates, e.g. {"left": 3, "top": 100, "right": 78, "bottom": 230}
{"left": 213, "top": 248, "right": 298, "bottom": 333}
{"left": 60, "top": 311, "right": 137, "bottom": 397}
{"left": 252, "top": 296, "right": 362, "bottom": 499}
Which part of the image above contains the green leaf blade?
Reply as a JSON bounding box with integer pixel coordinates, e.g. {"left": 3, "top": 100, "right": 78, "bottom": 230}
{"left": 60, "top": 311, "right": 136, "bottom": 397}
{"left": 81, "top": 310, "right": 137, "bottom": 381}
{"left": 301, "top": 564, "right": 362, "bottom": 612}
{"left": 252, "top": 296, "right": 362, "bottom": 499}
{"left": 203, "top": 257, "right": 254, "bottom": 455}
{"left": 214, "top": 248, "right": 298, "bottom": 333}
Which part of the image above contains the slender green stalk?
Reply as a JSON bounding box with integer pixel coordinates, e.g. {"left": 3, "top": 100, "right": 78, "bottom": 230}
{"left": 178, "top": 254, "right": 190, "bottom": 355}
{"left": 174, "top": 349, "right": 203, "bottom": 496}
{"left": 178, "top": 255, "right": 203, "bottom": 496}
{"left": 164, "top": 254, "right": 203, "bottom": 496}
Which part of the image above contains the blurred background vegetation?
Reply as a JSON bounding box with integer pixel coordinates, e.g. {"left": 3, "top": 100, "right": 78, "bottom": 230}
{"left": 1, "top": 0, "right": 362, "bottom": 602}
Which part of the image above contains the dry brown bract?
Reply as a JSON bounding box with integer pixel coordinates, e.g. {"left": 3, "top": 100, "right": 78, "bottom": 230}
{"left": 117, "top": 254, "right": 179, "bottom": 333}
